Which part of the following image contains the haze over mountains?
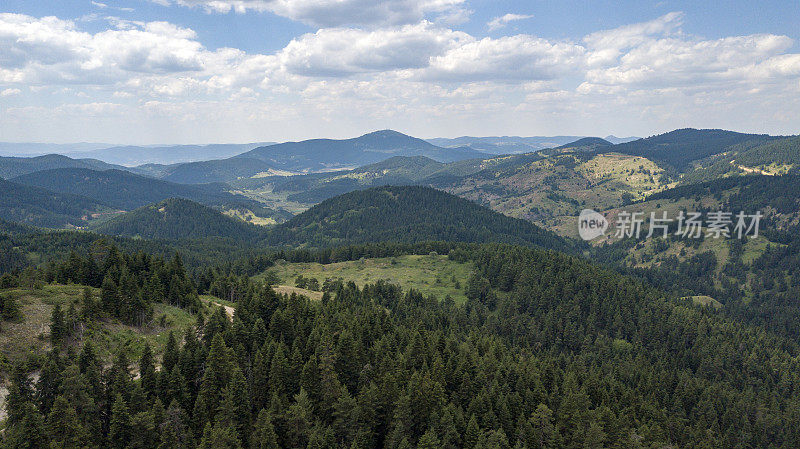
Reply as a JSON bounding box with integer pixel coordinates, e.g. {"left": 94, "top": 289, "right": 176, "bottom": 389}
{"left": 1, "top": 127, "right": 798, "bottom": 234}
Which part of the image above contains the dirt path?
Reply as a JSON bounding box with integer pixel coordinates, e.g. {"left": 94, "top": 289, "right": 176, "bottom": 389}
{"left": 213, "top": 302, "right": 235, "bottom": 320}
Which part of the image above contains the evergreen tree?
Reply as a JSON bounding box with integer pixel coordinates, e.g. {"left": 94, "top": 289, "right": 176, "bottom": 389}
{"left": 49, "top": 303, "right": 66, "bottom": 346}
{"left": 109, "top": 394, "right": 132, "bottom": 449}
{"left": 251, "top": 410, "right": 280, "bottom": 449}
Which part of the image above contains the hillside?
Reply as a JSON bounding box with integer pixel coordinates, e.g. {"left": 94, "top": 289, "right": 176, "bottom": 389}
{"left": 93, "top": 198, "right": 264, "bottom": 241}
{"left": 65, "top": 142, "right": 273, "bottom": 166}
{"left": 266, "top": 186, "right": 574, "bottom": 251}
{"left": 237, "top": 130, "right": 484, "bottom": 170}
{"left": 682, "top": 135, "right": 800, "bottom": 182}
{"left": 11, "top": 168, "right": 264, "bottom": 211}
{"left": 426, "top": 135, "right": 583, "bottom": 154}
{"left": 138, "top": 157, "right": 274, "bottom": 184}
{"left": 591, "top": 173, "right": 800, "bottom": 338}
{"left": 554, "top": 137, "right": 612, "bottom": 150}
{"left": 265, "top": 156, "right": 448, "bottom": 203}
{"left": 0, "top": 178, "right": 111, "bottom": 228}
{"left": 0, "top": 154, "right": 124, "bottom": 179}
{"left": 606, "top": 128, "right": 776, "bottom": 170}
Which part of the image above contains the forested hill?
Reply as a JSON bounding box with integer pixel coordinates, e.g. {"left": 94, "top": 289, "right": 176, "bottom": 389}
{"left": 606, "top": 128, "right": 776, "bottom": 169}
{"left": 266, "top": 186, "right": 575, "bottom": 251}
{"left": 93, "top": 198, "right": 264, "bottom": 241}
{"left": 236, "top": 130, "right": 485, "bottom": 170}
{"left": 0, "top": 153, "right": 123, "bottom": 179}
{"left": 11, "top": 168, "right": 262, "bottom": 210}
{"left": 0, "top": 178, "right": 109, "bottom": 228}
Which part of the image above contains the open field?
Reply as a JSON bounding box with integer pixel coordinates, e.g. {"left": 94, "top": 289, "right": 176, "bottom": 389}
{"left": 258, "top": 254, "right": 474, "bottom": 304}
{"left": 685, "top": 295, "right": 723, "bottom": 309}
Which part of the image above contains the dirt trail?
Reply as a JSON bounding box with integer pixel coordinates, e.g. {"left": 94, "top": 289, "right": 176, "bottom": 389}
{"left": 213, "top": 302, "right": 235, "bottom": 319}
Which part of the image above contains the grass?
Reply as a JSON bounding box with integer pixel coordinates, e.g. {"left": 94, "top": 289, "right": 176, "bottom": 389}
{"left": 258, "top": 254, "right": 474, "bottom": 304}
{"left": 0, "top": 284, "right": 198, "bottom": 366}
{"left": 685, "top": 295, "right": 723, "bottom": 309}
{"left": 222, "top": 208, "right": 278, "bottom": 226}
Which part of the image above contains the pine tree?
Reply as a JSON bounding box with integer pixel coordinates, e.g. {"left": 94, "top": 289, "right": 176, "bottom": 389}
{"left": 46, "top": 396, "right": 90, "bottom": 449}
{"left": 158, "top": 400, "right": 190, "bottom": 449}
{"left": 128, "top": 411, "right": 158, "bottom": 449}
{"left": 285, "top": 388, "right": 314, "bottom": 448}
{"left": 80, "top": 286, "right": 98, "bottom": 321}
{"left": 251, "top": 409, "right": 280, "bottom": 449}
{"left": 198, "top": 422, "right": 243, "bottom": 449}
{"left": 465, "top": 415, "right": 481, "bottom": 449}
{"left": 101, "top": 274, "right": 119, "bottom": 315}
{"left": 417, "top": 428, "right": 441, "bottom": 449}
{"left": 49, "top": 303, "right": 66, "bottom": 346}
{"left": 109, "top": 394, "right": 132, "bottom": 449}
{"left": 35, "top": 351, "right": 61, "bottom": 416}
{"left": 529, "top": 404, "right": 557, "bottom": 449}
{"left": 2, "top": 401, "right": 48, "bottom": 449}
{"left": 583, "top": 420, "right": 606, "bottom": 449}
{"left": 162, "top": 330, "right": 179, "bottom": 373}
{"left": 194, "top": 333, "right": 232, "bottom": 430}
{"left": 139, "top": 342, "right": 157, "bottom": 398}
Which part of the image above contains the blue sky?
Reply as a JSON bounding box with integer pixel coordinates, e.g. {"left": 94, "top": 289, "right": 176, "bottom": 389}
{"left": 1, "top": 0, "right": 799, "bottom": 143}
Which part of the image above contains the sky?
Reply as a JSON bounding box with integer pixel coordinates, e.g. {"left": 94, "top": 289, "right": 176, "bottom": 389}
{"left": 1, "top": 0, "right": 799, "bottom": 144}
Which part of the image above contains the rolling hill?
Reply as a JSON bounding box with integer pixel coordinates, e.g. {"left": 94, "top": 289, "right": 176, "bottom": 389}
{"left": 0, "top": 154, "right": 125, "bottom": 179}
{"left": 426, "top": 135, "right": 583, "bottom": 154}
{"left": 93, "top": 198, "right": 265, "bottom": 241}
{"left": 64, "top": 142, "right": 274, "bottom": 166}
{"left": 0, "top": 178, "right": 111, "bottom": 228}
{"left": 265, "top": 185, "right": 575, "bottom": 251}
{"left": 141, "top": 130, "right": 485, "bottom": 184}
{"left": 605, "top": 128, "right": 778, "bottom": 170}
{"left": 554, "top": 137, "right": 613, "bottom": 150}
{"left": 11, "top": 168, "right": 263, "bottom": 211}
{"left": 236, "top": 129, "right": 485, "bottom": 170}
{"left": 131, "top": 157, "right": 275, "bottom": 184}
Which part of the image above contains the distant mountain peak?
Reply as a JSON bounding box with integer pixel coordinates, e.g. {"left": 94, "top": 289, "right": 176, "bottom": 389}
{"left": 360, "top": 129, "right": 409, "bottom": 138}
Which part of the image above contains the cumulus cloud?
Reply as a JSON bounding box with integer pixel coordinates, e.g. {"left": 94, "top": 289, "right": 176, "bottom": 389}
{"left": 487, "top": 13, "right": 533, "bottom": 31}
{"left": 424, "top": 35, "right": 584, "bottom": 82}
{"left": 275, "top": 22, "right": 469, "bottom": 76}
{"left": 0, "top": 13, "right": 266, "bottom": 92}
{"left": 171, "top": 0, "right": 467, "bottom": 28}
{"left": 581, "top": 13, "right": 799, "bottom": 91}
{"left": 2, "top": 11, "right": 799, "bottom": 142}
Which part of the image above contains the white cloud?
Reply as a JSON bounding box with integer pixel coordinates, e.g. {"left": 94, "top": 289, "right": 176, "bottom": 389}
{"left": 424, "top": 35, "right": 584, "bottom": 82}
{"left": 0, "top": 13, "right": 265, "bottom": 92}
{"left": 2, "top": 11, "right": 799, "bottom": 142}
{"left": 487, "top": 13, "right": 533, "bottom": 31}
{"left": 275, "top": 22, "right": 469, "bottom": 76}
{"left": 582, "top": 13, "right": 799, "bottom": 91}
{"left": 171, "top": 0, "right": 467, "bottom": 28}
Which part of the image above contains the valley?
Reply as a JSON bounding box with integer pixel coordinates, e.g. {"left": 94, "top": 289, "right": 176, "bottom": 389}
{"left": 1, "top": 127, "right": 800, "bottom": 448}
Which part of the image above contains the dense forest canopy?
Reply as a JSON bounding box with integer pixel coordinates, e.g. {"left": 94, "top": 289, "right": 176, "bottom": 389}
{"left": 2, "top": 242, "right": 800, "bottom": 448}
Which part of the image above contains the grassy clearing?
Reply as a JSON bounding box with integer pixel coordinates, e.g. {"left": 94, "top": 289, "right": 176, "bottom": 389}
{"left": 0, "top": 284, "right": 198, "bottom": 366}
{"left": 685, "top": 295, "right": 723, "bottom": 309}
{"left": 222, "top": 208, "right": 278, "bottom": 226}
{"left": 580, "top": 153, "right": 669, "bottom": 198}
{"left": 258, "top": 254, "right": 474, "bottom": 304}
{"left": 272, "top": 285, "right": 324, "bottom": 301}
